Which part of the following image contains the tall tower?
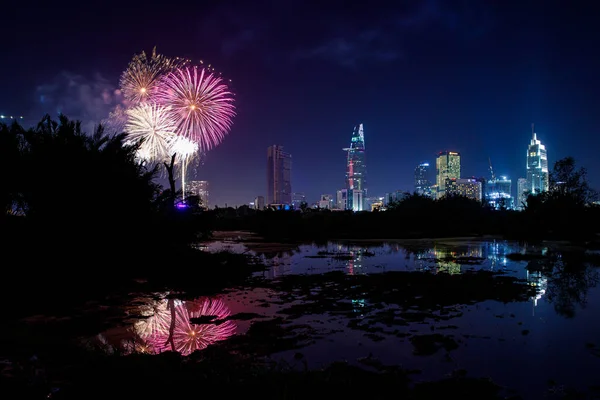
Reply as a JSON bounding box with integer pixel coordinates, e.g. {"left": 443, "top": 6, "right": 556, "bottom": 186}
{"left": 343, "top": 124, "right": 367, "bottom": 211}
{"left": 343, "top": 123, "right": 367, "bottom": 192}
{"left": 436, "top": 151, "right": 461, "bottom": 199}
{"left": 267, "top": 145, "right": 292, "bottom": 206}
{"left": 526, "top": 124, "right": 549, "bottom": 194}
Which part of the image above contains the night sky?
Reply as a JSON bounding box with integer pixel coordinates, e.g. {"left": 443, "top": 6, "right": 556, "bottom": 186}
{"left": 2, "top": 0, "right": 600, "bottom": 206}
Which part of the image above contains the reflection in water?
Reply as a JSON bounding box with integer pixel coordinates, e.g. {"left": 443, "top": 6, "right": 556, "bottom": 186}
{"left": 544, "top": 256, "right": 600, "bottom": 318}
{"left": 526, "top": 270, "right": 548, "bottom": 314}
{"left": 135, "top": 297, "right": 236, "bottom": 356}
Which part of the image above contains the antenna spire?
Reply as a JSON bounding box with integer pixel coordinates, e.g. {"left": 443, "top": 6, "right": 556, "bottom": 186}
{"left": 531, "top": 123, "right": 535, "bottom": 140}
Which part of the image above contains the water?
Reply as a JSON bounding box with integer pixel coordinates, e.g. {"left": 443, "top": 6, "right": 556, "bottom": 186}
{"left": 94, "top": 237, "right": 600, "bottom": 399}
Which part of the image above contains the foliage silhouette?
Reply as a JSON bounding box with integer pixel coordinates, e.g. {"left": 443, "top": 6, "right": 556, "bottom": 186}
{"left": 0, "top": 115, "right": 258, "bottom": 312}
{"left": 199, "top": 171, "right": 600, "bottom": 242}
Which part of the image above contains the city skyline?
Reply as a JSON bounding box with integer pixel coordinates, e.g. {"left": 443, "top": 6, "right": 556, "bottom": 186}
{"left": 2, "top": 2, "right": 599, "bottom": 206}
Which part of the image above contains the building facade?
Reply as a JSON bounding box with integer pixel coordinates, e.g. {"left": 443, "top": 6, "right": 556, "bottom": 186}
{"left": 187, "top": 180, "right": 209, "bottom": 208}
{"left": 318, "top": 194, "right": 334, "bottom": 209}
{"left": 436, "top": 151, "right": 461, "bottom": 199}
{"left": 415, "top": 162, "right": 433, "bottom": 197}
{"left": 343, "top": 123, "right": 367, "bottom": 209}
{"left": 267, "top": 145, "right": 292, "bottom": 206}
{"left": 526, "top": 125, "right": 549, "bottom": 195}
{"left": 517, "top": 178, "right": 528, "bottom": 210}
{"left": 486, "top": 176, "right": 513, "bottom": 210}
{"left": 445, "top": 178, "right": 482, "bottom": 201}
{"left": 254, "top": 196, "right": 265, "bottom": 210}
{"left": 336, "top": 188, "right": 364, "bottom": 211}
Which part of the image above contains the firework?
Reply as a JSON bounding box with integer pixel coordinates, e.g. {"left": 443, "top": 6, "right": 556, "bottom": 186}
{"left": 119, "top": 47, "right": 188, "bottom": 105}
{"left": 124, "top": 103, "right": 178, "bottom": 162}
{"left": 134, "top": 298, "right": 172, "bottom": 339}
{"left": 168, "top": 135, "right": 199, "bottom": 163}
{"left": 140, "top": 297, "right": 235, "bottom": 356}
{"left": 155, "top": 66, "right": 235, "bottom": 152}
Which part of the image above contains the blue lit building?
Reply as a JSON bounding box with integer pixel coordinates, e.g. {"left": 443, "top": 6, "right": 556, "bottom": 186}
{"left": 414, "top": 162, "right": 433, "bottom": 197}
{"left": 526, "top": 125, "right": 549, "bottom": 194}
{"left": 486, "top": 176, "right": 514, "bottom": 209}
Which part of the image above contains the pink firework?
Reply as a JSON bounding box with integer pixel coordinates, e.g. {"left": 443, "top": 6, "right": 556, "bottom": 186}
{"left": 142, "top": 298, "right": 236, "bottom": 356}
{"left": 155, "top": 66, "right": 235, "bottom": 152}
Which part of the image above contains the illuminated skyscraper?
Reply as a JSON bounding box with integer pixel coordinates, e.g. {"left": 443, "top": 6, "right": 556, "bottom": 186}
{"left": 415, "top": 162, "right": 433, "bottom": 197}
{"left": 187, "top": 180, "right": 209, "bottom": 208}
{"left": 517, "top": 177, "right": 528, "bottom": 210}
{"left": 267, "top": 145, "right": 292, "bottom": 206}
{"left": 343, "top": 124, "right": 366, "bottom": 210}
{"left": 436, "top": 151, "right": 461, "bottom": 199}
{"left": 526, "top": 124, "right": 549, "bottom": 194}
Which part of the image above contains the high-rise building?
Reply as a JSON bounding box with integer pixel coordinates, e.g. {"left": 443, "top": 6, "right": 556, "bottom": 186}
{"left": 187, "top": 180, "right": 209, "bottom": 208}
{"left": 336, "top": 188, "right": 364, "bottom": 211}
{"left": 445, "top": 178, "right": 482, "bottom": 201}
{"left": 526, "top": 124, "right": 549, "bottom": 194}
{"left": 267, "top": 145, "right": 292, "bottom": 206}
{"left": 517, "top": 178, "right": 528, "bottom": 210}
{"left": 343, "top": 123, "right": 367, "bottom": 208}
{"left": 336, "top": 189, "right": 348, "bottom": 210}
{"left": 318, "top": 194, "right": 334, "bottom": 209}
{"left": 436, "top": 151, "right": 461, "bottom": 199}
{"left": 486, "top": 176, "right": 513, "bottom": 210}
{"left": 415, "top": 162, "right": 433, "bottom": 197}
{"left": 254, "top": 196, "right": 265, "bottom": 210}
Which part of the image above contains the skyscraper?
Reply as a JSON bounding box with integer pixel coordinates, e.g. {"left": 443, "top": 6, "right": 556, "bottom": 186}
{"left": 526, "top": 124, "right": 549, "bottom": 194}
{"left": 343, "top": 123, "right": 367, "bottom": 211}
{"left": 267, "top": 145, "right": 292, "bottom": 206}
{"left": 517, "top": 177, "right": 527, "bottom": 210}
{"left": 436, "top": 151, "right": 461, "bottom": 199}
{"left": 415, "top": 162, "right": 433, "bottom": 196}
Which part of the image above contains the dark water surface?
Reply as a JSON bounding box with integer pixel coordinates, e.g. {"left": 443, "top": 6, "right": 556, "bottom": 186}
{"left": 89, "top": 238, "right": 600, "bottom": 399}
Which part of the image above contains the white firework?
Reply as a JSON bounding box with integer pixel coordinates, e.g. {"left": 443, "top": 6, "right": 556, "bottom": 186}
{"left": 124, "top": 103, "right": 178, "bottom": 162}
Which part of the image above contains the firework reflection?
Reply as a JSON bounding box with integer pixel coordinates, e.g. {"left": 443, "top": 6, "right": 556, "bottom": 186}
{"left": 134, "top": 297, "right": 236, "bottom": 356}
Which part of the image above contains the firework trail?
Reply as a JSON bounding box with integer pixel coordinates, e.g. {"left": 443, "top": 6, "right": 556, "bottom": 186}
{"left": 155, "top": 66, "right": 235, "bottom": 152}
{"left": 124, "top": 103, "right": 178, "bottom": 162}
{"left": 119, "top": 47, "right": 188, "bottom": 105}
{"left": 138, "top": 297, "right": 235, "bottom": 356}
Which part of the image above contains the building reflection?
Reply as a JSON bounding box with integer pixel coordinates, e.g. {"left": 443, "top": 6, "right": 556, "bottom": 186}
{"left": 334, "top": 244, "right": 365, "bottom": 275}
{"left": 526, "top": 270, "right": 548, "bottom": 315}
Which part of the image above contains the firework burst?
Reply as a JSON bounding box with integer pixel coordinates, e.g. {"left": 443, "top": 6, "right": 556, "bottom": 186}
{"left": 156, "top": 66, "right": 235, "bottom": 152}
{"left": 120, "top": 47, "right": 188, "bottom": 105}
{"left": 124, "top": 103, "right": 178, "bottom": 162}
